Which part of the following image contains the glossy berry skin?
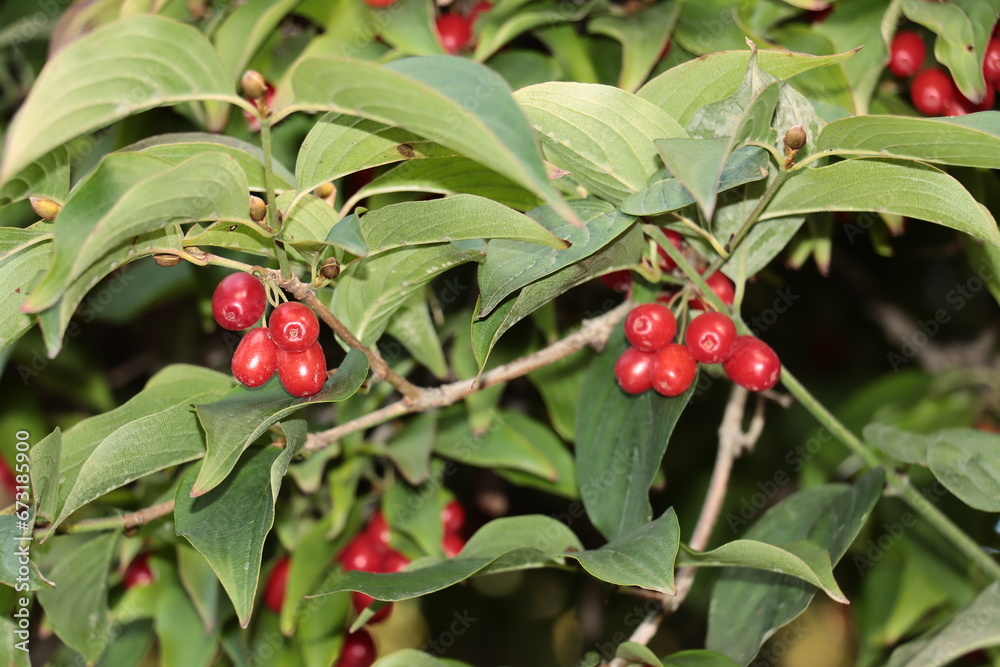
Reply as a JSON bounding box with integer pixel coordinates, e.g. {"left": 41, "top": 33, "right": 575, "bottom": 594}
{"left": 685, "top": 312, "right": 738, "bottom": 364}
{"left": 984, "top": 39, "right": 1000, "bottom": 84}
{"left": 650, "top": 344, "right": 697, "bottom": 397}
{"left": 614, "top": 347, "right": 655, "bottom": 394}
{"left": 276, "top": 342, "right": 326, "bottom": 397}
{"left": 232, "top": 327, "right": 278, "bottom": 387}
{"left": 690, "top": 272, "right": 735, "bottom": 310}
{"left": 212, "top": 273, "right": 266, "bottom": 331}
{"left": 264, "top": 556, "right": 290, "bottom": 614}
{"left": 888, "top": 31, "right": 925, "bottom": 77}
{"left": 442, "top": 500, "right": 466, "bottom": 534}
{"left": 123, "top": 553, "right": 154, "bottom": 590}
{"left": 436, "top": 13, "right": 472, "bottom": 54}
{"left": 269, "top": 302, "right": 320, "bottom": 352}
{"left": 722, "top": 336, "right": 781, "bottom": 392}
{"left": 337, "top": 629, "right": 377, "bottom": 667}
{"left": 945, "top": 84, "right": 995, "bottom": 116}
{"left": 624, "top": 303, "right": 677, "bottom": 352}
{"left": 443, "top": 532, "right": 466, "bottom": 557}
{"left": 599, "top": 270, "right": 632, "bottom": 293}
{"left": 910, "top": 68, "right": 955, "bottom": 115}
{"left": 382, "top": 549, "right": 410, "bottom": 574}
{"left": 338, "top": 535, "right": 385, "bottom": 574}
{"left": 365, "top": 510, "right": 392, "bottom": 547}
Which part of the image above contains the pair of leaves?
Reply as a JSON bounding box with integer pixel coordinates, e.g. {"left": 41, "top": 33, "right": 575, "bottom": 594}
{"left": 864, "top": 423, "right": 1000, "bottom": 511}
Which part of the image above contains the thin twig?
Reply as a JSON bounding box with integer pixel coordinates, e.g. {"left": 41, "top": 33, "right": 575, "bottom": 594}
{"left": 58, "top": 499, "right": 176, "bottom": 535}
{"left": 306, "top": 301, "right": 631, "bottom": 451}
{"left": 608, "top": 386, "right": 765, "bottom": 667}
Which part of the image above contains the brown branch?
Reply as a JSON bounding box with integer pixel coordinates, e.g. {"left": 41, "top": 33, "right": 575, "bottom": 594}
{"left": 305, "top": 301, "right": 631, "bottom": 451}
{"left": 58, "top": 499, "right": 176, "bottom": 535}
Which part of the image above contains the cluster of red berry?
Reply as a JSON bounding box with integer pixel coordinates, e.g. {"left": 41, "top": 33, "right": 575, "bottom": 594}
{"left": 890, "top": 28, "right": 1000, "bottom": 116}
{"left": 212, "top": 273, "right": 327, "bottom": 397}
{"left": 615, "top": 305, "right": 781, "bottom": 396}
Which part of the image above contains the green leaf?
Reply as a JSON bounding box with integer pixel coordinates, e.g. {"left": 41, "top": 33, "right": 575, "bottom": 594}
{"left": 680, "top": 539, "right": 847, "bottom": 603}
{"left": 487, "top": 50, "right": 564, "bottom": 91}
{"left": 330, "top": 244, "right": 483, "bottom": 346}
{"left": 660, "top": 650, "right": 740, "bottom": 667}
{"left": 122, "top": 132, "right": 296, "bottom": 190}
{"left": 384, "top": 475, "right": 447, "bottom": 559}
{"left": 30, "top": 428, "right": 62, "bottom": 523}
{"left": 817, "top": 114, "right": 1000, "bottom": 169}
{"left": 478, "top": 199, "right": 636, "bottom": 316}
{"left": 176, "top": 421, "right": 305, "bottom": 627}
{"left": 373, "top": 650, "right": 458, "bottom": 667}
{"left": 616, "top": 642, "right": 663, "bottom": 667}
{"left": 276, "top": 190, "right": 337, "bottom": 251}
{"left": 279, "top": 521, "right": 346, "bottom": 636}
{"left": 575, "top": 327, "right": 695, "bottom": 541}
{"left": 214, "top": 0, "right": 303, "bottom": 83}
{"left": 572, "top": 508, "right": 680, "bottom": 595}
{"left": 472, "top": 224, "right": 644, "bottom": 368}
{"left": 36, "top": 533, "right": 118, "bottom": 662}
{"left": 926, "top": 427, "right": 1000, "bottom": 512}
{"left": 654, "top": 138, "right": 732, "bottom": 221}
{"left": 25, "top": 152, "right": 250, "bottom": 313}
{"left": 153, "top": 564, "right": 220, "bottom": 667}
{"left": 50, "top": 388, "right": 227, "bottom": 533}
{"left": 176, "top": 543, "right": 221, "bottom": 634}
{"left": 385, "top": 291, "right": 448, "bottom": 380}
{"left": 514, "top": 82, "right": 688, "bottom": 203}
{"left": 350, "top": 157, "right": 543, "bottom": 212}
{"left": 588, "top": 1, "right": 680, "bottom": 93}
{"left": 0, "top": 514, "right": 52, "bottom": 590}
{"left": 0, "top": 229, "right": 51, "bottom": 351}
{"left": 473, "top": 0, "right": 594, "bottom": 63}
{"left": 358, "top": 195, "right": 566, "bottom": 255}
{"left": 764, "top": 159, "right": 1000, "bottom": 246}
{"left": 378, "top": 0, "right": 445, "bottom": 56}
{"left": 385, "top": 412, "right": 436, "bottom": 486}
{"left": 191, "top": 349, "right": 368, "bottom": 496}
{"left": 527, "top": 348, "right": 593, "bottom": 441}
{"left": 621, "top": 146, "right": 769, "bottom": 217}
{"left": 637, "top": 48, "right": 859, "bottom": 126}
{"left": 276, "top": 55, "right": 573, "bottom": 222}
{"left": 706, "top": 469, "right": 884, "bottom": 665}
{"left": 434, "top": 409, "right": 561, "bottom": 481}
{"left": 0, "top": 15, "right": 238, "bottom": 183}
{"left": 0, "top": 147, "right": 70, "bottom": 208}
{"left": 863, "top": 422, "right": 929, "bottom": 465}
{"left": 886, "top": 581, "right": 1000, "bottom": 667}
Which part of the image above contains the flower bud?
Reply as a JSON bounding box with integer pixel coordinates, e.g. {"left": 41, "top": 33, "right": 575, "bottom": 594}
{"left": 319, "top": 258, "right": 340, "bottom": 280}
{"left": 249, "top": 195, "right": 267, "bottom": 221}
{"left": 30, "top": 196, "right": 61, "bottom": 220}
{"left": 783, "top": 124, "right": 807, "bottom": 152}
{"left": 153, "top": 254, "right": 181, "bottom": 267}
{"left": 315, "top": 182, "right": 334, "bottom": 199}
{"left": 241, "top": 70, "right": 267, "bottom": 100}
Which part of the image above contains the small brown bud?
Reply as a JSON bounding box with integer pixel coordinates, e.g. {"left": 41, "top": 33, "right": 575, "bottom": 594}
{"left": 319, "top": 258, "right": 340, "bottom": 280}
{"left": 30, "top": 196, "right": 61, "bottom": 220}
{"left": 783, "top": 124, "right": 807, "bottom": 152}
{"left": 153, "top": 254, "right": 181, "bottom": 267}
{"left": 241, "top": 70, "right": 267, "bottom": 100}
{"left": 314, "top": 181, "right": 334, "bottom": 199}
{"left": 249, "top": 195, "right": 266, "bottom": 221}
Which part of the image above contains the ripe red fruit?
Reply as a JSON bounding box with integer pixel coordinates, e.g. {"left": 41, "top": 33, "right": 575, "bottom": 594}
{"left": 984, "top": 39, "right": 1000, "bottom": 84}
{"left": 360, "top": 0, "right": 397, "bottom": 6}
{"left": 436, "top": 13, "right": 472, "bottom": 54}
{"left": 945, "top": 84, "right": 996, "bottom": 116}
{"left": 442, "top": 500, "right": 466, "bottom": 534}
{"left": 232, "top": 327, "right": 278, "bottom": 387}
{"left": 599, "top": 270, "right": 632, "bottom": 293}
{"left": 657, "top": 229, "right": 684, "bottom": 271}
{"left": 691, "top": 272, "right": 735, "bottom": 310}
{"left": 650, "top": 344, "right": 697, "bottom": 397}
{"left": 264, "top": 556, "right": 290, "bottom": 614}
{"left": 382, "top": 549, "right": 410, "bottom": 573}
{"left": 338, "top": 535, "right": 385, "bottom": 574}
{"left": 685, "top": 312, "right": 737, "bottom": 364}
{"left": 722, "top": 336, "right": 781, "bottom": 392}
{"left": 123, "top": 553, "right": 154, "bottom": 590}
{"left": 624, "top": 303, "right": 677, "bottom": 352}
{"left": 0, "top": 458, "right": 17, "bottom": 499}
{"left": 337, "top": 629, "right": 377, "bottom": 667}
{"left": 269, "top": 301, "right": 320, "bottom": 352}
{"left": 614, "top": 347, "right": 656, "bottom": 394}
{"left": 276, "top": 342, "right": 326, "bottom": 397}
{"left": 888, "top": 31, "right": 926, "bottom": 77}
{"left": 213, "top": 272, "right": 266, "bottom": 331}
{"left": 910, "top": 68, "right": 955, "bottom": 115}
{"left": 443, "top": 532, "right": 466, "bottom": 557}
{"left": 365, "top": 510, "right": 392, "bottom": 547}
{"left": 352, "top": 591, "right": 392, "bottom": 624}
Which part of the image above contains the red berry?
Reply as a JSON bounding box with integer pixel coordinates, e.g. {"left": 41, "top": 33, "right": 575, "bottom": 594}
{"left": 338, "top": 536, "right": 384, "bottom": 573}
{"left": 650, "top": 344, "right": 697, "bottom": 397}
{"left": 470, "top": 0, "right": 492, "bottom": 24}
{"left": 945, "top": 84, "right": 996, "bottom": 116}
{"left": 382, "top": 549, "right": 410, "bottom": 573}
{"left": 888, "top": 31, "right": 926, "bottom": 77}
{"left": 337, "top": 629, "right": 377, "bottom": 667}
{"left": 614, "top": 347, "right": 656, "bottom": 394}
{"left": 984, "top": 39, "right": 1000, "bottom": 84}
{"left": 691, "top": 272, "right": 735, "bottom": 310}
{"left": 685, "top": 312, "right": 737, "bottom": 364}
{"left": 910, "top": 68, "right": 955, "bottom": 115}
{"left": 232, "top": 327, "right": 278, "bottom": 387}
{"left": 212, "top": 273, "right": 266, "bottom": 331}
{"left": 443, "top": 532, "right": 466, "bottom": 557}
{"left": 442, "top": 500, "right": 466, "bottom": 534}
{"left": 123, "top": 553, "right": 154, "bottom": 590}
{"left": 276, "top": 342, "right": 326, "bottom": 397}
{"left": 365, "top": 510, "right": 392, "bottom": 548}
{"left": 624, "top": 303, "right": 677, "bottom": 352}
{"left": 264, "top": 556, "right": 290, "bottom": 614}
{"left": 657, "top": 230, "right": 683, "bottom": 271}
{"left": 269, "top": 301, "right": 320, "bottom": 352}
{"left": 599, "top": 270, "right": 632, "bottom": 293}
{"left": 722, "top": 336, "right": 781, "bottom": 391}
{"left": 436, "top": 13, "right": 472, "bottom": 54}
{"left": 351, "top": 591, "right": 392, "bottom": 624}
{"left": 360, "top": 0, "right": 397, "bottom": 6}
{"left": 0, "top": 458, "right": 17, "bottom": 499}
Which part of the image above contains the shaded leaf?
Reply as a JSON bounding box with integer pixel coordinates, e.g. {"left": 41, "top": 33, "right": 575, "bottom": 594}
{"left": 588, "top": 1, "right": 680, "bottom": 92}
{"left": 926, "top": 427, "right": 1000, "bottom": 512}
{"left": 0, "top": 228, "right": 51, "bottom": 351}
{"left": 214, "top": 0, "right": 303, "bottom": 83}
{"left": 0, "top": 147, "right": 70, "bottom": 208}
